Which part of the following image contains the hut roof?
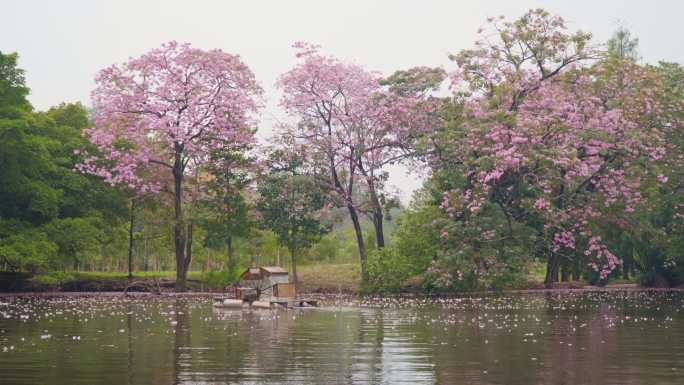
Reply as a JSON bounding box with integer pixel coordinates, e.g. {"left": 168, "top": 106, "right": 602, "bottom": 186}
{"left": 239, "top": 266, "right": 288, "bottom": 281}
{"left": 260, "top": 266, "right": 288, "bottom": 275}
{"left": 240, "top": 267, "right": 262, "bottom": 281}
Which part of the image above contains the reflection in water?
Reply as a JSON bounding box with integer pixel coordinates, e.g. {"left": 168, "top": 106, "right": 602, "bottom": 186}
{"left": 126, "top": 304, "right": 133, "bottom": 385}
{"left": 0, "top": 292, "right": 682, "bottom": 385}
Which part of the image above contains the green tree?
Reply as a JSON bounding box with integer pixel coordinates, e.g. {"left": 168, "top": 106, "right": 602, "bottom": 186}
{"left": 0, "top": 51, "right": 31, "bottom": 115}
{"left": 629, "top": 61, "right": 684, "bottom": 286}
{"left": 0, "top": 51, "right": 127, "bottom": 272}
{"left": 199, "top": 148, "right": 255, "bottom": 271}
{"left": 257, "top": 147, "right": 331, "bottom": 287}
{"left": 45, "top": 217, "right": 104, "bottom": 270}
{"left": 607, "top": 26, "right": 640, "bottom": 61}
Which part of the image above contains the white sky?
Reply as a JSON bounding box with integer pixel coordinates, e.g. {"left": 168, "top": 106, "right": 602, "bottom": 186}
{"left": 4, "top": 0, "right": 684, "bottom": 204}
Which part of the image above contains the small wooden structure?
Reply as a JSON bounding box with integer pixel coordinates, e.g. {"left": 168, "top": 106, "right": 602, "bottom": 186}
{"left": 239, "top": 266, "right": 289, "bottom": 297}
{"left": 234, "top": 287, "right": 257, "bottom": 302}
{"left": 213, "top": 265, "right": 319, "bottom": 309}
{"left": 273, "top": 282, "right": 296, "bottom": 298}
{"left": 242, "top": 266, "right": 289, "bottom": 284}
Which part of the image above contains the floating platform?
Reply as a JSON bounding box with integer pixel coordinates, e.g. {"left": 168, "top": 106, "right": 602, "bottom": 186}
{"left": 270, "top": 298, "right": 318, "bottom": 308}
{"left": 213, "top": 296, "right": 318, "bottom": 309}
{"left": 213, "top": 298, "right": 248, "bottom": 309}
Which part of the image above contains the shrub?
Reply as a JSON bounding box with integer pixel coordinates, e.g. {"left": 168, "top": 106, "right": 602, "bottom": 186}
{"left": 35, "top": 271, "right": 76, "bottom": 286}
{"left": 423, "top": 247, "right": 529, "bottom": 293}
{"left": 364, "top": 247, "right": 415, "bottom": 294}
{"left": 0, "top": 230, "right": 55, "bottom": 273}
{"left": 200, "top": 264, "right": 243, "bottom": 289}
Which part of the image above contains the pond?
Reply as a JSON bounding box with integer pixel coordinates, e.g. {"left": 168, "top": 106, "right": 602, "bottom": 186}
{"left": 0, "top": 291, "right": 682, "bottom": 385}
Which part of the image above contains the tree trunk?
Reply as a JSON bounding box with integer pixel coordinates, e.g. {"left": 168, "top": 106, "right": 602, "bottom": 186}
{"left": 143, "top": 237, "right": 149, "bottom": 272}
{"left": 544, "top": 253, "right": 560, "bottom": 288}
{"left": 127, "top": 199, "right": 136, "bottom": 279}
{"left": 622, "top": 261, "right": 630, "bottom": 280}
{"left": 545, "top": 176, "right": 566, "bottom": 289}
{"left": 571, "top": 259, "right": 581, "bottom": 281}
{"left": 185, "top": 222, "right": 193, "bottom": 273}
{"left": 176, "top": 222, "right": 193, "bottom": 291}
{"left": 347, "top": 204, "right": 368, "bottom": 280}
{"left": 173, "top": 160, "right": 188, "bottom": 291}
{"left": 561, "top": 264, "right": 570, "bottom": 282}
{"left": 289, "top": 246, "right": 298, "bottom": 291}
{"left": 372, "top": 209, "right": 385, "bottom": 249}
{"left": 226, "top": 236, "right": 234, "bottom": 270}
{"left": 328, "top": 142, "right": 366, "bottom": 280}
{"left": 368, "top": 185, "right": 385, "bottom": 248}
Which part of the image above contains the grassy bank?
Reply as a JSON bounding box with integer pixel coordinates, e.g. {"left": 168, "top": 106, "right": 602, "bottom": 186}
{"left": 1, "top": 262, "right": 643, "bottom": 294}
{"left": 0, "top": 271, "right": 204, "bottom": 292}
{"left": 1, "top": 265, "right": 361, "bottom": 293}
{"left": 37, "top": 271, "right": 202, "bottom": 283}
{"left": 297, "top": 263, "right": 361, "bottom": 293}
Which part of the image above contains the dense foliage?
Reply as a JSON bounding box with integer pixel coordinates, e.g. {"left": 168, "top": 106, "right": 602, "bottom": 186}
{"left": 366, "top": 10, "right": 684, "bottom": 292}
{"left": 78, "top": 42, "right": 262, "bottom": 289}
{"left": 256, "top": 141, "right": 331, "bottom": 286}
{"left": 1, "top": 9, "right": 683, "bottom": 293}
{"left": 0, "top": 51, "right": 128, "bottom": 272}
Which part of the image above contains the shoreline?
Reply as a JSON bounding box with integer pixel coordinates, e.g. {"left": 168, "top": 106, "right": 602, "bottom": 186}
{"left": 1, "top": 284, "right": 681, "bottom": 299}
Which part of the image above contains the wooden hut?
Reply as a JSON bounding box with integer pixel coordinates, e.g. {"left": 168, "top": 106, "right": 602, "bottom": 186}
{"left": 238, "top": 266, "right": 294, "bottom": 298}
{"left": 259, "top": 266, "right": 290, "bottom": 287}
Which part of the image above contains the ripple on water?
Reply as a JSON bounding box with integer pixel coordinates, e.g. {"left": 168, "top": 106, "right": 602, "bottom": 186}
{"left": 0, "top": 292, "right": 682, "bottom": 384}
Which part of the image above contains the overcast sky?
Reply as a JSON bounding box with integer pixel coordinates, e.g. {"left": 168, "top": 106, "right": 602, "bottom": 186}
{"left": 4, "top": 0, "right": 683, "bottom": 203}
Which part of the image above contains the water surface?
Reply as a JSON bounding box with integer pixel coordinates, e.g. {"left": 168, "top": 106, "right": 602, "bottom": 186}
{"left": 0, "top": 292, "right": 682, "bottom": 385}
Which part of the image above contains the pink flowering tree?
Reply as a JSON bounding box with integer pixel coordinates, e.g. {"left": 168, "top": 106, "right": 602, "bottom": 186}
{"left": 79, "top": 42, "right": 262, "bottom": 290}
{"left": 277, "top": 43, "right": 428, "bottom": 278}
{"left": 437, "top": 9, "right": 667, "bottom": 287}
{"left": 352, "top": 91, "right": 435, "bottom": 248}
{"left": 593, "top": 59, "right": 684, "bottom": 284}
